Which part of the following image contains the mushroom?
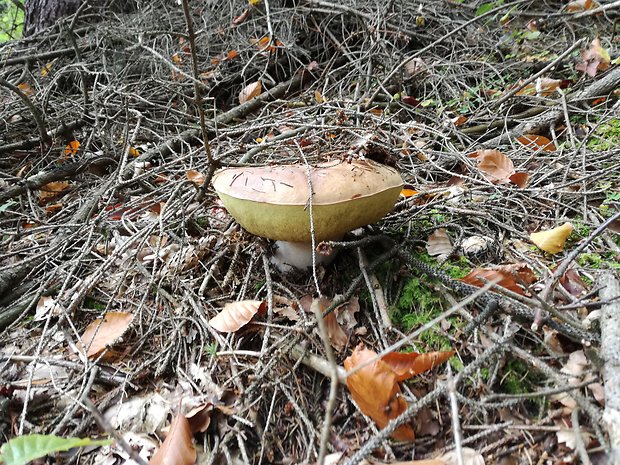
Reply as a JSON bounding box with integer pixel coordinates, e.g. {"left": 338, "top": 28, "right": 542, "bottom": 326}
{"left": 212, "top": 159, "right": 403, "bottom": 271}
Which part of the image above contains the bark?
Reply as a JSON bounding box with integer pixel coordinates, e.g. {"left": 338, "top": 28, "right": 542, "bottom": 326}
{"left": 24, "top": 0, "right": 81, "bottom": 36}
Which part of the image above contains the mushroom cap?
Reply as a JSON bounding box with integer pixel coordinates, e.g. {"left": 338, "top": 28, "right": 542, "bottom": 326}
{"left": 212, "top": 159, "right": 403, "bottom": 242}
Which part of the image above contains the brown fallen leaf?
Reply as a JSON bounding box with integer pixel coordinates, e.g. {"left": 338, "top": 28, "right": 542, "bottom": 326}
{"left": 39, "top": 181, "right": 70, "bottom": 204}
{"left": 209, "top": 300, "right": 264, "bottom": 333}
{"left": 186, "top": 169, "right": 206, "bottom": 186}
{"left": 382, "top": 350, "right": 455, "bottom": 381}
{"left": 513, "top": 77, "right": 562, "bottom": 97}
{"left": 80, "top": 312, "right": 134, "bottom": 360}
{"left": 529, "top": 222, "right": 574, "bottom": 254}
{"left": 460, "top": 266, "right": 535, "bottom": 296}
{"left": 344, "top": 344, "right": 415, "bottom": 441}
{"left": 468, "top": 149, "right": 526, "bottom": 187}
{"left": 426, "top": 228, "right": 453, "bottom": 258}
{"left": 516, "top": 134, "right": 556, "bottom": 152}
{"left": 185, "top": 402, "right": 214, "bottom": 434}
{"left": 576, "top": 38, "right": 610, "bottom": 77}
{"left": 564, "top": 0, "right": 599, "bottom": 12}
{"left": 149, "top": 412, "right": 196, "bottom": 465}
{"left": 239, "top": 80, "right": 262, "bottom": 104}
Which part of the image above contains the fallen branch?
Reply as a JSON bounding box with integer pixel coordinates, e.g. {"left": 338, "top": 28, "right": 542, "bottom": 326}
{"left": 483, "top": 67, "right": 620, "bottom": 146}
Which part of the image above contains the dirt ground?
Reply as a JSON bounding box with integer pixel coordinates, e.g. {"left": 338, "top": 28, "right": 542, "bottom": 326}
{"left": 1, "top": 1, "right": 619, "bottom": 464}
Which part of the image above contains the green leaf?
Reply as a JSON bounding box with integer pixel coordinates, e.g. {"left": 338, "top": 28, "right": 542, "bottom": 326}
{"left": 475, "top": 2, "right": 495, "bottom": 16}
{"left": 0, "top": 434, "right": 112, "bottom": 465}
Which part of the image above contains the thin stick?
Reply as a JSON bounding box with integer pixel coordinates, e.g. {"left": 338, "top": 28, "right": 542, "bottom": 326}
{"left": 180, "top": 0, "right": 214, "bottom": 167}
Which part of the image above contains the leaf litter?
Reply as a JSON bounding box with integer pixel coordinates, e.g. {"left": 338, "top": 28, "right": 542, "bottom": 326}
{"left": 0, "top": 1, "right": 617, "bottom": 464}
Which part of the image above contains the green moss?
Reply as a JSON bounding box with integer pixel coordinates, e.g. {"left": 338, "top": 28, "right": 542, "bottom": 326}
{"left": 391, "top": 260, "right": 468, "bottom": 351}
{"left": 587, "top": 118, "right": 620, "bottom": 152}
{"left": 500, "top": 359, "right": 532, "bottom": 394}
{"left": 84, "top": 297, "right": 107, "bottom": 311}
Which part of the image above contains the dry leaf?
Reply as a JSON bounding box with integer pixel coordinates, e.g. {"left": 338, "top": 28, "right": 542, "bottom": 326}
{"left": 80, "top": 312, "right": 134, "bottom": 359}
{"left": 209, "top": 300, "right": 264, "bottom": 332}
{"left": 529, "top": 222, "right": 574, "bottom": 254}
{"left": 460, "top": 266, "right": 534, "bottom": 296}
{"left": 186, "top": 169, "right": 206, "bottom": 186}
{"left": 576, "top": 38, "right": 610, "bottom": 77}
{"left": 559, "top": 268, "right": 588, "bottom": 297}
{"left": 149, "top": 412, "right": 196, "bottom": 465}
{"left": 382, "top": 351, "right": 454, "bottom": 381}
{"left": 400, "top": 188, "right": 418, "bottom": 198}
{"left": 39, "top": 181, "right": 70, "bottom": 203}
{"left": 514, "top": 77, "right": 562, "bottom": 97}
{"left": 516, "top": 134, "right": 556, "bottom": 152}
{"left": 426, "top": 228, "right": 452, "bottom": 258}
{"left": 324, "top": 312, "right": 348, "bottom": 352}
{"left": 312, "top": 297, "right": 350, "bottom": 351}
{"left": 239, "top": 80, "right": 262, "bottom": 104}
{"left": 468, "top": 149, "right": 526, "bottom": 186}
{"left": 565, "top": 0, "right": 599, "bottom": 12}
{"left": 64, "top": 140, "right": 81, "bottom": 157}
{"left": 362, "top": 459, "right": 445, "bottom": 465}
{"left": 231, "top": 8, "right": 251, "bottom": 27}
{"left": 435, "top": 448, "right": 485, "bottom": 465}
{"left": 508, "top": 172, "right": 529, "bottom": 188}
{"left": 35, "top": 296, "right": 64, "bottom": 321}
{"left": 17, "top": 82, "right": 34, "bottom": 96}
{"left": 344, "top": 344, "right": 415, "bottom": 441}
{"left": 185, "top": 402, "right": 214, "bottom": 434}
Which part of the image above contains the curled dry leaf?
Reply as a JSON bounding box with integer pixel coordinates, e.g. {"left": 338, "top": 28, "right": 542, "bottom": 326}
{"left": 149, "top": 412, "right": 196, "bottom": 465}
{"left": 185, "top": 402, "right": 214, "bottom": 434}
{"left": 516, "top": 134, "right": 556, "bottom": 152}
{"left": 239, "top": 80, "right": 262, "bottom": 104}
{"left": 559, "top": 268, "right": 588, "bottom": 297}
{"left": 576, "top": 38, "right": 610, "bottom": 77}
{"left": 564, "top": 0, "right": 599, "bottom": 12}
{"left": 529, "top": 222, "right": 573, "bottom": 254}
{"left": 344, "top": 344, "right": 415, "bottom": 441}
{"left": 186, "top": 169, "right": 206, "bottom": 186}
{"left": 209, "top": 300, "right": 264, "bottom": 333}
{"left": 426, "top": 228, "right": 452, "bottom": 258}
{"left": 80, "top": 312, "right": 134, "bottom": 359}
{"left": 382, "top": 350, "right": 454, "bottom": 381}
{"left": 312, "top": 297, "right": 349, "bottom": 352}
{"left": 460, "top": 266, "right": 536, "bottom": 296}
{"left": 513, "top": 77, "right": 562, "bottom": 97}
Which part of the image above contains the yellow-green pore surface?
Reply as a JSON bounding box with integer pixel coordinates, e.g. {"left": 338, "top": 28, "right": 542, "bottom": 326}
{"left": 212, "top": 160, "right": 403, "bottom": 242}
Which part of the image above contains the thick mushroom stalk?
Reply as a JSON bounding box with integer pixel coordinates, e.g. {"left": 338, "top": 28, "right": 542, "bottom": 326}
{"left": 212, "top": 159, "right": 403, "bottom": 271}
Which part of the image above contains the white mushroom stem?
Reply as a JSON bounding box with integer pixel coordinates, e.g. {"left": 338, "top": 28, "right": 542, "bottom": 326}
{"left": 270, "top": 240, "right": 339, "bottom": 273}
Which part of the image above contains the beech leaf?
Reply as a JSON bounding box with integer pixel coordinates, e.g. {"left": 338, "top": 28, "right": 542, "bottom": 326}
{"left": 426, "top": 228, "right": 453, "bottom": 258}
{"left": 80, "top": 312, "right": 134, "bottom": 359}
{"left": 239, "top": 80, "right": 262, "bottom": 104}
{"left": 344, "top": 344, "right": 415, "bottom": 441}
{"left": 382, "top": 350, "right": 454, "bottom": 381}
{"left": 516, "top": 134, "right": 556, "bottom": 152}
{"left": 149, "top": 413, "right": 196, "bottom": 465}
{"left": 529, "top": 222, "right": 574, "bottom": 254}
{"left": 460, "top": 268, "right": 527, "bottom": 296}
{"left": 209, "top": 300, "right": 264, "bottom": 332}
{"left": 468, "top": 149, "right": 515, "bottom": 184}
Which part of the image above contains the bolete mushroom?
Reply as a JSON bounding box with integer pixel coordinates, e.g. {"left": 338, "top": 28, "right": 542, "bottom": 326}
{"left": 212, "top": 159, "right": 403, "bottom": 271}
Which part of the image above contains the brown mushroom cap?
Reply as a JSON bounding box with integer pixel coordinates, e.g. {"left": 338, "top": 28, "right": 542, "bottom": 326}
{"left": 212, "top": 159, "right": 403, "bottom": 242}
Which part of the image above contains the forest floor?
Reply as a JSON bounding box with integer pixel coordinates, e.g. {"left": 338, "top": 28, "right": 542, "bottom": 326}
{"left": 0, "top": 1, "right": 619, "bottom": 464}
